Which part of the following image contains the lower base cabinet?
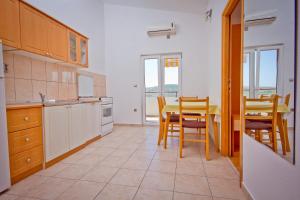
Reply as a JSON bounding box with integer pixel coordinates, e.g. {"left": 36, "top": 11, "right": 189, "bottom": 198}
{"left": 44, "top": 103, "right": 101, "bottom": 162}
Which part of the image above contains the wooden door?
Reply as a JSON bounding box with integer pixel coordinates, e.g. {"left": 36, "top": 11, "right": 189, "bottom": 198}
{"left": 20, "top": 2, "right": 48, "bottom": 56}
{"left": 69, "top": 104, "right": 84, "bottom": 149}
{"left": 44, "top": 106, "right": 69, "bottom": 162}
{"left": 0, "top": 0, "right": 21, "bottom": 48}
{"left": 48, "top": 19, "right": 68, "bottom": 61}
{"left": 79, "top": 37, "right": 88, "bottom": 67}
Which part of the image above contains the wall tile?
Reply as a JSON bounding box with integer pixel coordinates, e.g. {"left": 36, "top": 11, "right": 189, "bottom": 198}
{"left": 58, "top": 65, "right": 70, "bottom": 83}
{"left": 59, "top": 83, "right": 69, "bottom": 100}
{"left": 15, "top": 79, "right": 33, "bottom": 102}
{"left": 32, "top": 60, "right": 46, "bottom": 81}
{"left": 32, "top": 80, "right": 46, "bottom": 101}
{"left": 4, "top": 78, "right": 15, "bottom": 103}
{"left": 46, "top": 82, "right": 59, "bottom": 100}
{"left": 14, "top": 55, "right": 31, "bottom": 79}
{"left": 69, "top": 68, "right": 77, "bottom": 83}
{"left": 3, "top": 53, "right": 14, "bottom": 78}
{"left": 46, "top": 63, "right": 58, "bottom": 82}
{"left": 68, "top": 83, "right": 77, "bottom": 100}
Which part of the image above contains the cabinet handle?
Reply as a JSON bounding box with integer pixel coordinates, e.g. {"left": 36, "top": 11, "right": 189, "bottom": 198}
{"left": 26, "top": 158, "right": 31, "bottom": 163}
{"left": 24, "top": 116, "right": 29, "bottom": 121}
{"left": 25, "top": 137, "right": 30, "bottom": 142}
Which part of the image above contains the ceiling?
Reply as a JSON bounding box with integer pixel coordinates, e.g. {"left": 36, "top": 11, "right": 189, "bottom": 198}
{"left": 102, "top": 0, "right": 209, "bottom": 14}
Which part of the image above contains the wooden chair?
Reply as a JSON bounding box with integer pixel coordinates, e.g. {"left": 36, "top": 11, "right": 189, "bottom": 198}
{"left": 282, "top": 94, "right": 291, "bottom": 152}
{"left": 179, "top": 96, "right": 210, "bottom": 160}
{"left": 157, "top": 96, "right": 180, "bottom": 145}
{"left": 243, "top": 95, "right": 279, "bottom": 152}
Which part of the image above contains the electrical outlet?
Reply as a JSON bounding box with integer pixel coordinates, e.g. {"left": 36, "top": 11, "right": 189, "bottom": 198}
{"left": 134, "top": 108, "right": 137, "bottom": 112}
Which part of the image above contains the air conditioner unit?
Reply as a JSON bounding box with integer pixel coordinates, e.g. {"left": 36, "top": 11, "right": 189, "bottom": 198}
{"left": 147, "top": 23, "right": 176, "bottom": 38}
{"left": 245, "top": 10, "right": 277, "bottom": 29}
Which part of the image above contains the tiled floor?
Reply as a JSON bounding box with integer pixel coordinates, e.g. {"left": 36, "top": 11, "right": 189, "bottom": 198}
{"left": 0, "top": 125, "right": 248, "bottom": 200}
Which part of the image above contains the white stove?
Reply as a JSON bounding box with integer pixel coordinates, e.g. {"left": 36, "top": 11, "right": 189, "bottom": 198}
{"left": 99, "top": 97, "right": 113, "bottom": 136}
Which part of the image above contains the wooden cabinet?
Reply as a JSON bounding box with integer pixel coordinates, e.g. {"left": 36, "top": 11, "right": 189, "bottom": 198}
{"left": 68, "top": 31, "right": 88, "bottom": 67}
{"left": 20, "top": 2, "right": 48, "bottom": 55}
{"left": 47, "top": 19, "right": 68, "bottom": 61}
{"left": 7, "top": 106, "right": 43, "bottom": 184}
{"left": 44, "top": 105, "right": 69, "bottom": 162}
{"left": 0, "top": 0, "right": 21, "bottom": 48}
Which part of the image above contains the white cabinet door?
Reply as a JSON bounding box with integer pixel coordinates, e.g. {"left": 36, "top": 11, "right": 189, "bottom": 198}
{"left": 83, "top": 103, "right": 93, "bottom": 141}
{"left": 69, "top": 104, "right": 85, "bottom": 150}
{"left": 44, "top": 106, "right": 69, "bottom": 162}
{"left": 91, "top": 102, "right": 101, "bottom": 138}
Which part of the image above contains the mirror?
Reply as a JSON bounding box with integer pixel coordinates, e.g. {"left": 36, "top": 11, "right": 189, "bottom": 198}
{"left": 243, "top": 0, "right": 296, "bottom": 163}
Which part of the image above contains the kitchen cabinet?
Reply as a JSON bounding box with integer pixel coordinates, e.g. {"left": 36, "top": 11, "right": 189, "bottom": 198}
{"left": 69, "top": 104, "right": 85, "bottom": 149}
{"left": 44, "top": 103, "right": 100, "bottom": 163}
{"left": 47, "top": 19, "right": 68, "bottom": 61}
{"left": 44, "top": 105, "right": 69, "bottom": 162}
{"left": 0, "top": 0, "right": 21, "bottom": 48}
{"left": 68, "top": 31, "right": 89, "bottom": 67}
{"left": 20, "top": 2, "right": 48, "bottom": 55}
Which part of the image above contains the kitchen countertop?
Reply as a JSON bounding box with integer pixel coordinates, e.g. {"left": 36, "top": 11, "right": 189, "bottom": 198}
{"left": 6, "top": 99, "right": 101, "bottom": 109}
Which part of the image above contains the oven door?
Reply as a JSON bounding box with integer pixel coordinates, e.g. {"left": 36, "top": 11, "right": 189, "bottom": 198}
{"left": 101, "top": 104, "right": 113, "bottom": 125}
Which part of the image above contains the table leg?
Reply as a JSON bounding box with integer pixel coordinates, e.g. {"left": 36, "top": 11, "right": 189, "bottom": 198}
{"left": 283, "top": 119, "right": 291, "bottom": 152}
{"left": 164, "top": 112, "right": 170, "bottom": 149}
{"left": 277, "top": 113, "right": 286, "bottom": 155}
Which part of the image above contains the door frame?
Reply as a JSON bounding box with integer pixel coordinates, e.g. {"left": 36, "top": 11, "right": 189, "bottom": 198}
{"left": 141, "top": 53, "right": 182, "bottom": 125}
{"left": 221, "top": 0, "right": 244, "bottom": 179}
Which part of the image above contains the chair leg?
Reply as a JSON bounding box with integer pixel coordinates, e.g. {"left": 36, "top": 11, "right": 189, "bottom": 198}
{"left": 157, "top": 122, "right": 164, "bottom": 145}
{"left": 179, "top": 127, "right": 183, "bottom": 158}
{"left": 164, "top": 114, "right": 170, "bottom": 149}
{"left": 205, "top": 126, "right": 210, "bottom": 160}
{"left": 283, "top": 119, "right": 291, "bottom": 152}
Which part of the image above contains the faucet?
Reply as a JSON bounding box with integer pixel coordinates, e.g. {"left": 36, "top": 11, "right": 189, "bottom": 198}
{"left": 39, "top": 92, "right": 46, "bottom": 103}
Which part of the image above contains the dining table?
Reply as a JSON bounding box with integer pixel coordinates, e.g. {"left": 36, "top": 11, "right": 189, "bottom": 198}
{"left": 162, "top": 101, "right": 221, "bottom": 151}
{"left": 246, "top": 102, "right": 291, "bottom": 154}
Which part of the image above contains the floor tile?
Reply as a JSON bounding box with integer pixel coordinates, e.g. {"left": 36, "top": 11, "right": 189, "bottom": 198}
{"left": 154, "top": 151, "right": 178, "bottom": 161}
{"left": 0, "top": 194, "right": 18, "bottom": 200}
{"left": 111, "top": 149, "right": 135, "bottom": 158}
{"left": 176, "top": 160, "right": 206, "bottom": 176}
{"left": 95, "top": 184, "right": 137, "bottom": 200}
{"left": 81, "top": 166, "right": 119, "bottom": 183}
{"left": 208, "top": 178, "right": 247, "bottom": 200}
{"left": 174, "top": 174, "right": 211, "bottom": 196}
{"left": 76, "top": 154, "right": 106, "bottom": 166}
{"left": 24, "top": 177, "right": 75, "bottom": 200}
{"left": 204, "top": 164, "right": 238, "bottom": 180}
{"left": 122, "top": 158, "right": 152, "bottom": 170}
{"left": 56, "top": 180, "right": 105, "bottom": 200}
{"left": 99, "top": 156, "right": 129, "bottom": 168}
{"left": 7, "top": 175, "right": 48, "bottom": 195}
{"left": 37, "top": 163, "right": 70, "bottom": 177}
{"left": 134, "top": 188, "right": 173, "bottom": 200}
{"left": 110, "top": 169, "right": 145, "bottom": 187}
{"left": 54, "top": 164, "right": 92, "bottom": 180}
{"left": 61, "top": 153, "right": 85, "bottom": 164}
{"left": 149, "top": 160, "right": 176, "bottom": 174}
{"left": 131, "top": 150, "right": 156, "bottom": 160}
{"left": 140, "top": 171, "right": 175, "bottom": 191}
{"left": 173, "top": 192, "right": 212, "bottom": 200}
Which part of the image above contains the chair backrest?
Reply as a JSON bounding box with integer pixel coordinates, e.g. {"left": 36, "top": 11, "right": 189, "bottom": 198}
{"left": 284, "top": 93, "right": 291, "bottom": 106}
{"left": 157, "top": 96, "right": 165, "bottom": 122}
{"left": 179, "top": 96, "right": 209, "bottom": 122}
{"left": 243, "top": 95, "right": 279, "bottom": 130}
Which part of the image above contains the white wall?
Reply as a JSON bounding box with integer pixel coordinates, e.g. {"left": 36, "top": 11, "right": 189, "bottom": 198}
{"left": 105, "top": 4, "right": 210, "bottom": 124}
{"left": 24, "top": 0, "right": 105, "bottom": 75}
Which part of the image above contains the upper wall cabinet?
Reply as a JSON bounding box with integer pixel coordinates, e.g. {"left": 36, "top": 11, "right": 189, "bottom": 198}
{"left": 68, "top": 31, "right": 88, "bottom": 67}
{"left": 20, "top": 2, "right": 48, "bottom": 56}
{"left": 0, "top": 0, "right": 21, "bottom": 48}
{"left": 47, "top": 19, "right": 68, "bottom": 61}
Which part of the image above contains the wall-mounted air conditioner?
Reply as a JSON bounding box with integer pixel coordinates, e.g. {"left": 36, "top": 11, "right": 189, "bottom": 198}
{"left": 245, "top": 10, "right": 277, "bottom": 30}
{"left": 147, "top": 23, "right": 176, "bottom": 39}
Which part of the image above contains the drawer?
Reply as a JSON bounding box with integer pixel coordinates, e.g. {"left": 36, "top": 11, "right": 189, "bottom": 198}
{"left": 7, "top": 108, "right": 42, "bottom": 132}
{"left": 9, "top": 127, "right": 43, "bottom": 155}
{"left": 10, "top": 145, "right": 43, "bottom": 177}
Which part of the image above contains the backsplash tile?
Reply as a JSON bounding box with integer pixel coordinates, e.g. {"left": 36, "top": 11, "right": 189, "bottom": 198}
{"left": 32, "top": 60, "right": 46, "bottom": 81}
{"left": 14, "top": 55, "right": 31, "bottom": 79}
{"left": 15, "top": 79, "right": 33, "bottom": 102}
{"left": 3, "top": 52, "right": 106, "bottom": 104}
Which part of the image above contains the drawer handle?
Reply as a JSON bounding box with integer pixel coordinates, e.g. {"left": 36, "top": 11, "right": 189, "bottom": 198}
{"left": 26, "top": 158, "right": 31, "bottom": 163}
{"left": 24, "top": 116, "right": 29, "bottom": 121}
{"left": 25, "top": 137, "right": 30, "bottom": 142}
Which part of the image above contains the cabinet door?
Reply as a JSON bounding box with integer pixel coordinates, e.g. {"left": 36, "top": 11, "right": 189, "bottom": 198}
{"left": 69, "top": 104, "right": 85, "bottom": 149}
{"left": 44, "top": 106, "right": 69, "bottom": 162}
{"left": 79, "top": 37, "right": 88, "bottom": 67}
{"left": 68, "top": 31, "right": 79, "bottom": 64}
{"left": 84, "top": 103, "right": 93, "bottom": 141}
{"left": 91, "top": 102, "right": 101, "bottom": 138}
{"left": 20, "top": 2, "right": 48, "bottom": 55}
{"left": 0, "top": 0, "right": 20, "bottom": 48}
{"left": 48, "top": 19, "right": 68, "bottom": 61}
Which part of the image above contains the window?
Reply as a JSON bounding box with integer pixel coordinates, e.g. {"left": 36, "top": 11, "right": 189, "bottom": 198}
{"left": 243, "top": 47, "right": 279, "bottom": 98}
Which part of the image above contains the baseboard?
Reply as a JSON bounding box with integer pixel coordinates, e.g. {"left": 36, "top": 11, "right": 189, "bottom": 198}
{"left": 114, "top": 123, "right": 144, "bottom": 127}
{"left": 242, "top": 182, "right": 255, "bottom": 200}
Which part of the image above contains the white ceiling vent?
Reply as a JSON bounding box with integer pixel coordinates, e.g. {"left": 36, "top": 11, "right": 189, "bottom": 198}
{"left": 147, "top": 23, "right": 176, "bottom": 39}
